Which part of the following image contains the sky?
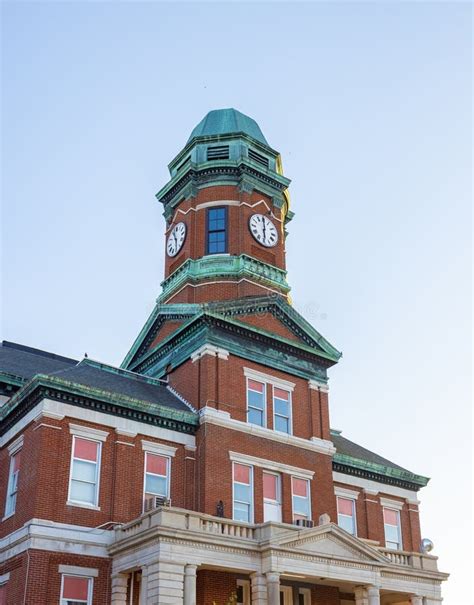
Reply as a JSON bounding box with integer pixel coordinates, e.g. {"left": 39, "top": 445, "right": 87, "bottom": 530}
{"left": 1, "top": 2, "right": 472, "bottom": 603}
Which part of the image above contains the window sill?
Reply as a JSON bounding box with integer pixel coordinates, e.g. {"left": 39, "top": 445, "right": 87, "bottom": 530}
{"left": 66, "top": 501, "right": 101, "bottom": 511}
{"left": 2, "top": 511, "right": 15, "bottom": 521}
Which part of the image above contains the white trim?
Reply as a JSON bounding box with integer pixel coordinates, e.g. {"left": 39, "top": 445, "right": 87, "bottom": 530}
{"left": 58, "top": 564, "right": 99, "bottom": 577}
{"left": 163, "top": 278, "right": 284, "bottom": 304}
{"left": 334, "top": 486, "right": 360, "bottom": 500}
{"left": 236, "top": 578, "right": 251, "bottom": 605}
{"left": 200, "top": 407, "right": 335, "bottom": 456}
{"left": 7, "top": 434, "right": 24, "bottom": 456}
{"left": 336, "top": 495, "right": 358, "bottom": 537}
{"left": 60, "top": 572, "right": 93, "bottom": 605}
{"left": 195, "top": 200, "right": 240, "bottom": 211}
{"left": 229, "top": 451, "right": 314, "bottom": 480}
{"left": 115, "top": 428, "right": 137, "bottom": 437}
{"left": 191, "top": 344, "right": 229, "bottom": 362}
{"left": 0, "top": 398, "right": 196, "bottom": 449}
{"left": 244, "top": 367, "right": 295, "bottom": 392}
{"left": 0, "top": 518, "right": 113, "bottom": 563}
{"left": 69, "top": 423, "right": 109, "bottom": 442}
{"left": 0, "top": 572, "right": 10, "bottom": 584}
{"left": 115, "top": 440, "right": 135, "bottom": 447}
{"left": 308, "top": 379, "right": 329, "bottom": 393}
{"left": 380, "top": 497, "right": 404, "bottom": 511}
{"left": 35, "top": 410, "right": 65, "bottom": 421}
{"left": 141, "top": 440, "right": 177, "bottom": 457}
{"left": 66, "top": 501, "right": 101, "bottom": 511}
{"left": 291, "top": 476, "right": 312, "bottom": 521}
{"left": 332, "top": 472, "right": 420, "bottom": 502}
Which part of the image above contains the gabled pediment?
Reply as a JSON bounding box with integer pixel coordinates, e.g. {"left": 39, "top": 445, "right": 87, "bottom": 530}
{"left": 271, "top": 523, "right": 388, "bottom": 564}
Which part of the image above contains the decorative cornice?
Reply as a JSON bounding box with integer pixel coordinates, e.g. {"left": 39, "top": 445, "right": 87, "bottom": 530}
{"left": 332, "top": 457, "right": 429, "bottom": 491}
{"left": 190, "top": 344, "right": 229, "bottom": 362}
{"left": 158, "top": 254, "right": 290, "bottom": 303}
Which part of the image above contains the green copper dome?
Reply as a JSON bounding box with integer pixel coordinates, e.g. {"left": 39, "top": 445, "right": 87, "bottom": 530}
{"left": 187, "top": 108, "right": 269, "bottom": 146}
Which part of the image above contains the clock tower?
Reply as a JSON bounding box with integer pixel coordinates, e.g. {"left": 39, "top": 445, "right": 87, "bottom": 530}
{"left": 157, "top": 108, "right": 292, "bottom": 305}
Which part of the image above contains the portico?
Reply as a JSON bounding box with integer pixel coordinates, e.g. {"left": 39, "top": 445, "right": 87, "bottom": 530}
{"left": 108, "top": 506, "right": 447, "bottom": 605}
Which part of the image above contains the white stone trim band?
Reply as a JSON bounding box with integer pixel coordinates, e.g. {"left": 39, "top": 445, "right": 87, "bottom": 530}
{"left": 244, "top": 367, "right": 295, "bottom": 391}
{"left": 58, "top": 565, "right": 99, "bottom": 577}
{"left": 141, "top": 440, "right": 177, "bottom": 457}
{"left": 69, "top": 423, "right": 109, "bottom": 442}
{"left": 229, "top": 451, "right": 314, "bottom": 480}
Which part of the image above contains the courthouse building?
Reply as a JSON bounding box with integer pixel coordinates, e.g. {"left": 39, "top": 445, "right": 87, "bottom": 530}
{"left": 0, "top": 109, "right": 447, "bottom": 604}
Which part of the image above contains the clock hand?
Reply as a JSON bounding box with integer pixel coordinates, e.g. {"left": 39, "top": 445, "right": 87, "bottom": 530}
{"left": 262, "top": 218, "right": 267, "bottom": 241}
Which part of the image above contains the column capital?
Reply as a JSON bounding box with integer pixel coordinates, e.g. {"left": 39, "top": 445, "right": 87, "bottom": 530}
{"left": 185, "top": 564, "right": 198, "bottom": 575}
{"left": 266, "top": 571, "right": 280, "bottom": 583}
{"left": 410, "top": 597, "right": 423, "bottom": 605}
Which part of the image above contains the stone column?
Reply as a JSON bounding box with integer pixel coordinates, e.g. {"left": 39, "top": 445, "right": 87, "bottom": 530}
{"left": 111, "top": 573, "right": 128, "bottom": 605}
{"left": 250, "top": 572, "right": 267, "bottom": 605}
{"left": 367, "top": 586, "right": 380, "bottom": 605}
{"left": 355, "top": 586, "right": 369, "bottom": 605}
{"left": 146, "top": 561, "right": 185, "bottom": 604}
{"left": 411, "top": 597, "right": 423, "bottom": 605}
{"left": 139, "top": 566, "right": 148, "bottom": 605}
{"left": 184, "top": 564, "right": 197, "bottom": 605}
{"left": 266, "top": 572, "right": 280, "bottom": 605}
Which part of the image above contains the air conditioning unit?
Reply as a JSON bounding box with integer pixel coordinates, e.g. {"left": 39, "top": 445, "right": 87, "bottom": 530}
{"left": 144, "top": 495, "right": 171, "bottom": 512}
{"left": 295, "top": 518, "right": 314, "bottom": 528}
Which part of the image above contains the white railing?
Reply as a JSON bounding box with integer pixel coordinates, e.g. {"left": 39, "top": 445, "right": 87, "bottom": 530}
{"left": 379, "top": 548, "right": 410, "bottom": 566}
{"left": 199, "top": 517, "right": 255, "bottom": 539}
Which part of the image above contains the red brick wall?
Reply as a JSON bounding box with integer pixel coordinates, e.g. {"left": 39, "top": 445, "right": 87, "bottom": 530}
{"left": 0, "top": 551, "right": 110, "bottom": 605}
{"left": 0, "top": 416, "right": 193, "bottom": 537}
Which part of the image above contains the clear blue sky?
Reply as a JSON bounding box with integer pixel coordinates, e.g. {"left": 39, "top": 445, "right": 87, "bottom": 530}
{"left": 1, "top": 2, "right": 471, "bottom": 603}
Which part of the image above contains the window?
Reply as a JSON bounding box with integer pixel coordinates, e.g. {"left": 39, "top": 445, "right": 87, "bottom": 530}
{"left": 60, "top": 575, "right": 92, "bottom": 605}
{"left": 0, "top": 573, "right": 9, "bottom": 605}
{"left": 263, "top": 472, "right": 282, "bottom": 522}
{"left": 384, "top": 507, "right": 402, "bottom": 550}
{"left": 236, "top": 580, "right": 250, "bottom": 605}
{"left": 233, "top": 463, "right": 253, "bottom": 523}
{"left": 206, "top": 207, "right": 227, "bottom": 254}
{"left": 337, "top": 496, "right": 357, "bottom": 535}
{"left": 292, "top": 477, "right": 311, "bottom": 521}
{"left": 273, "top": 387, "right": 292, "bottom": 434}
{"left": 247, "top": 379, "right": 266, "bottom": 427}
{"left": 144, "top": 452, "right": 170, "bottom": 504}
{"left": 4, "top": 451, "right": 20, "bottom": 517}
{"left": 68, "top": 437, "right": 101, "bottom": 507}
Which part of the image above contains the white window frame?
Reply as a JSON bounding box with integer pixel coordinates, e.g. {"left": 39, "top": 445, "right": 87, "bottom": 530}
{"left": 246, "top": 377, "right": 267, "bottom": 428}
{"left": 232, "top": 462, "right": 254, "bottom": 524}
{"left": 263, "top": 471, "right": 282, "bottom": 523}
{"left": 383, "top": 506, "right": 403, "bottom": 550}
{"left": 299, "top": 588, "right": 311, "bottom": 605}
{"left": 60, "top": 573, "right": 93, "bottom": 605}
{"left": 336, "top": 496, "right": 357, "bottom": 536}
{"left": 272, "top": 384, "right": 293, "bottom": 435}
{"left": 4, "top": 452, "right": 20, "bottom": 519}
{"left": 291, "top": 476, "right": 311, "bottom": 521}
{"left": 67, "top": 436, "right": 102, "bottom": 510}
{"left": 142, "top": 451, "right": 171, "bottom": 511}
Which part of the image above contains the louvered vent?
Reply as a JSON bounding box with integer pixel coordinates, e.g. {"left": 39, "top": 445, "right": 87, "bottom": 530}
{"left": 207, "top": 146, "right": 230, "bottom": 161}
{"left": 176, "top": 156, "right": 191, "bottom": 172}
{"left": 248, "top": 149, "right": 269, "bottom": 168}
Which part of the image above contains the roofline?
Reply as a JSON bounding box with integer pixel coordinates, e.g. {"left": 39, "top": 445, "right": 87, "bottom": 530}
{"left": 1, "top": 340, "right": 78, "bottom": 364}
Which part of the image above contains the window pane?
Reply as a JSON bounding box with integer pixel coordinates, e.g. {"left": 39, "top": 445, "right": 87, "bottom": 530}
{"left": 70, "top": 480, "right": 96, "bottom": 504}
{"left": 274, "top": 388, "right": 289, "bottom": 401}
{"left": 293, "top": 496, "right": 309, "bottom": 516}
{"left": 72, "top": 460, "right": 96, "bottom": 483}
{"left": 248, "top": 390, "right": 264, "bottom": 409}
{"left": 338, "top": 513, "right": 355, "bottom": 534}
{"left": 248, "top": 380, "right": 264, "bottom": 393}
{"left": 62, "top": 576, "right": 89, "bottom": 600}
{"left": 74, "top": 438, "right": 98, "bottom": 462}
{"left": 145, "top": 474, "right": 167, "bottom": 496}
{"left": 263, "top": 474, "right": 278, "bottom": 500}
{"left": 292, "top": 478, "right": 308, "bottom": 497}
{"left": 383, "top": 508, "right": 399, "bottom": 525}
{"left": 234, "top": 483, "right": 251, "bottom": 503}
{"left": 274, "top": 415, "right": 289, "bottom": 433}
{"left": 274, "top": 397, "right": 289, "bottom": 417}
{"left": 386, "top": 540, "right": 399, "bottom": 550}
{"left": 385, "top": 524, "right": 399, "bottom": 543}
{"left": 234, "top": 463, "right": 250, "bottom": 484}
{"left": 248, "top": 408, "right": 263, "bottom": 426}
{"left": 338, "top": 497, "right": 354, "bottom": 516}
{"left": 234, "top": 501, "right": 250, "bottom": 522}
{"left": 12, "top": 453, "right": 21, "bottom": 472}
{"left": 146, "top": 454, "right": 167, "bottom": 476}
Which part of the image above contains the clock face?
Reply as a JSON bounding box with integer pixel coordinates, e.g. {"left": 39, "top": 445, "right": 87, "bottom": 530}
{"left": 166, "top": 222, "right": 187, "bottom": 257}
{"left": 249, "top": 214, "right": 279, "bottom": 248}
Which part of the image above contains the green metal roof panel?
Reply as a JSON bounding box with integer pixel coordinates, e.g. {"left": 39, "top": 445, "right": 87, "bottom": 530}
{"left": 187, "top": 108, "right": 269, "bottom": 146}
